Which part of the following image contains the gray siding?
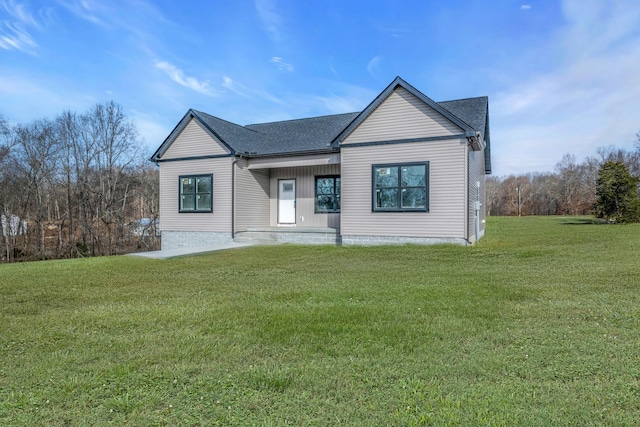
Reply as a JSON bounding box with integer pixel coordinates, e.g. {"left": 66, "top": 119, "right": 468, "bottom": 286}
{"left": 235, "top": 159, "right": 270, "bottom": 231}
{"left": 162, "top": 118, "right": 229, "bottom": 159}
{"left": 159, "top": 157, "right": 232, "bottom": 232}
{"left": 341, "top": 139, "right": 467, "bottom": 238}
{"left": 342, "top": 87, "right": 463, "bottom": 144}
{"left": 468, "top": 146, "right": 487, "bottom": 242}
{"left": 269, "top": 165, "right": 341, "bottom": 228}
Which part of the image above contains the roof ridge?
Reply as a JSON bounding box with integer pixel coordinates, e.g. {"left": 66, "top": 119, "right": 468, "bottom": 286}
{"left": 438, "top": 95, "right": 488, "bottom": 103}
{"left": 246, "top": 111, "right": 359, "bottom": 127}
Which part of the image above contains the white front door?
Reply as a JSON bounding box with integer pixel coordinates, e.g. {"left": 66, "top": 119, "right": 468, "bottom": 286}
{"left": 278, "top": 179, "right": 296, "bottom": 224}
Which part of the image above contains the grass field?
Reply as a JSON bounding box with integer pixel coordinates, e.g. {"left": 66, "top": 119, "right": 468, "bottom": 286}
{"left": 1, "top": 216, "right": 639, "bottom": 426}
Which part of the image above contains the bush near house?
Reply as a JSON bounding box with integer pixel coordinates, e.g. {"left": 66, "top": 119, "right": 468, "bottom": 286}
{"left": 1, "top": 216, "right": 639, "bottom": 425}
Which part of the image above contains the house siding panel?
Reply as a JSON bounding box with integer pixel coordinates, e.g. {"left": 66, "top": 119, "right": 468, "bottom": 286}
{"left": 342, "top": 87, "right": 463, "bottom": 144}
{"left": 159, "top": 157, "right": 232, "bottom": 232}
{"left": 341, "top": 139, "right": 467, "bottom": 238}
{"left": 269, "top": 165, "right": 341, "bottom": 228}
{"left": 162, "top": 118, "right": 229, "bottom": 159}
{"left": 235, "top": 159, "right": 270, "bottom": 231}
{"left": 468, "top": 146, "right": 487, "bottom": 242}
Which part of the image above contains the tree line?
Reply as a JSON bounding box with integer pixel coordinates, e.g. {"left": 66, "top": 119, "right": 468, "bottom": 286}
{"left": 0, "top": 102, "right": 159, "bottom": 262}
{"left": 486, "top": 141, "right": 640, "bottom": 217}
{"left": 2, "top": 101, "right": 638, "bottom": 262}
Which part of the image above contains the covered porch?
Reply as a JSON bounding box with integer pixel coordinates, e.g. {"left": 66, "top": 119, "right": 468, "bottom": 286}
{"left": 233, "top": 152, "right": 341, "bottom": 244}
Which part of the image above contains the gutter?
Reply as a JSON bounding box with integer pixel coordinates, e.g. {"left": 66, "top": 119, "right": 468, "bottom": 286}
{"left": 239, "top": 147, "right": 340, "bottom": 159}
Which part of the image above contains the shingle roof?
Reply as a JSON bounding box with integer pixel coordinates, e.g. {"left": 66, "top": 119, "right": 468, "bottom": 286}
{"left": 438, "top": 97, "right": 487, "bottom": 137}
{"left": 438, "top": 96, "right": 491, "bottom": 173}
{"left": 245, "top": 112, "right": 359, "bottom": 155}
{"left": 191, "top": 110, "right": 269, "bottom": 154}
{"left": 151, "top": 77, "right": 490, "bottom": 173}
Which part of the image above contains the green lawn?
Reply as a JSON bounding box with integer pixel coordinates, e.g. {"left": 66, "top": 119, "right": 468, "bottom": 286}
{"left": 1, "top": 216, "right": 639, "bottom": 426}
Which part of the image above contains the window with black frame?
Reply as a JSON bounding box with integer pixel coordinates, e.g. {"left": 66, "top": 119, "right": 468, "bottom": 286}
{"left": 373, "top": 162, "right": 428, "bottom": 212}
{"left": 179, "top": 174, "right": 212, "bottom": 212}
{"left": 315, "top": 176, "right": 340, "bottom": 213}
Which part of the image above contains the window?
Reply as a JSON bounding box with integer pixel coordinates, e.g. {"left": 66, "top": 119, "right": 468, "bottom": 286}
{"left": 315, "top": 176, "right": 340, "bottom": 213}
{"left": 179, "top": 174, "right": 212, "bottom": 212}
{"left": 372, "top": 162, "right": 429, "bottom": 212}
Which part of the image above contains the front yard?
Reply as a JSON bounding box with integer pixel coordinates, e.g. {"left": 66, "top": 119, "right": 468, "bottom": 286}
{"left": 1, "top": 216, "right": 639, "bottom": 425}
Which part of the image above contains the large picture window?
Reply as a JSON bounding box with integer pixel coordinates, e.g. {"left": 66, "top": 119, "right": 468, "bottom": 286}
{"left": 179, "top": 174, "right": 212, "bottom": 212}
{"left": 315, "top": 176, "right": 340, "bottom": 213}
{"left": 373, "top": 162, "right": 429, "bottom": 212}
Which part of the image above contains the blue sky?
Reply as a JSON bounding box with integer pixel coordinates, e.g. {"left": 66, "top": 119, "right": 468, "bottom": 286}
{"left": 2, "top": 0, "right": 640, "bottom": 176}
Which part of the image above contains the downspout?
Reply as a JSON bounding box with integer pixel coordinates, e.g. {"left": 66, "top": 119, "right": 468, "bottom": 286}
{"left": 475, "top": 181, "right": 480, "bottom": 245}
{"left": 464, "top": 138, "right": 470, "bottom": 245}
{"left": 231, "top": 153, "right": 246, "bottom": 239}
{"left": 231, "top": 155, "right": 239, "bottom": 239}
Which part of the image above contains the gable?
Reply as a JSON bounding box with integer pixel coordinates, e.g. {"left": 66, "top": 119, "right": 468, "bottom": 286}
{"left": 161, "top": 118, "right": 230, "bottom": 160}
{"left": 341, "top": 87, "right": 465, "bottom": 145}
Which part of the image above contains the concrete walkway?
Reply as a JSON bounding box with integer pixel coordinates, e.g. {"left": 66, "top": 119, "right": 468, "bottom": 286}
{"left": 127, "top": 242, "right": 255, "bottom": 259}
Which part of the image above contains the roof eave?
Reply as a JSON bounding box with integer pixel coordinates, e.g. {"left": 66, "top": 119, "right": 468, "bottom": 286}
{"left": 237, "top": 147, "right": 340, "bottom": 159}
{"left": 150, "top": 109, "right": 236, "bottom": 162}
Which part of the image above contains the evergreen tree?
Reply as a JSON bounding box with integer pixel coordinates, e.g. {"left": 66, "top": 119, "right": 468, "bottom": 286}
{"left": 593, "top": 161, "right": 640, "bottom": 223}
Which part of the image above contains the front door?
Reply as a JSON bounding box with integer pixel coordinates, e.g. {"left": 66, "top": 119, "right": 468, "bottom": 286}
{"left": 278, "top": 179, "right": 296, "bottom": 224}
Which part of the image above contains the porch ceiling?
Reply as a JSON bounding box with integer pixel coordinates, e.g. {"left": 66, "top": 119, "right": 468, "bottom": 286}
{"left": 246, "top": 153, "right": 340, "bottom": 169}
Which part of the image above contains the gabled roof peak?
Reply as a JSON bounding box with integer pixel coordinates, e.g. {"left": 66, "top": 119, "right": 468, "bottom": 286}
{"left": 331, "top": 75, "right": 478, "bottom": 145}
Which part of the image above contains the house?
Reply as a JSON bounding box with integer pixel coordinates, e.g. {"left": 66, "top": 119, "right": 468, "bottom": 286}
{"left": 150, "top": 76, "right": 491, "bottom": 249}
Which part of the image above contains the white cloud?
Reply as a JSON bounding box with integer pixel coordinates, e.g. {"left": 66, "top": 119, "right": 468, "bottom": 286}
{"left": 379, "top": 25, "right": 411, "bottom": 39}
{"left": 521, "top": 4, "right": 532, "bottom": 10}
{"left": 311, "top": 83, "right": 378, "bottom": 114}
{"left": 270, "top": 56, "right": 293, "bottom": 72}
{"left": 222, "top": 76, "right": 249, "bottom": 98}
{"left": 155, "top": 61, "right": 217, "bottom": 96}
{"left": 366, "top": 55, "right": 383, "bottom": 80}
{"left": 315, "top": 94, "right": 361, "bottom": 114}
{"left": 255, "top": 0, "right": 282, "bottom": 41}
{"left": 55, "top": 0, "right": 107, "bottom": 27}
{"left": 0, "top": 0, "right": 43, "bottom": 54}
{"left": 222, "top": 76, "right": 283, "bottom": 104}
{"left": 491, "top": 0, "right": 640, "bottom": 175}
{"left": 55, "top": 0, "right": 171, "bottom": 40}
{"left": 129, "top": 110, "right": 171, "bottom": 151}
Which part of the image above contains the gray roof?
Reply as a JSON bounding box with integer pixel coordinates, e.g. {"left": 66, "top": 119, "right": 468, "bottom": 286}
{"left": 438, "top": 97, "right": 487, "bottom": 137}
{"left": 192, "top": 110, "right": 269, "bottom": 154}
{"left": 151, "top": 77, "right": 490, "bottom": 173}
{"left": 439, "top": 96, "right": 491, "bottom": 173}
{"left": 245, "top": 112, "right": 359, "bottom": 155}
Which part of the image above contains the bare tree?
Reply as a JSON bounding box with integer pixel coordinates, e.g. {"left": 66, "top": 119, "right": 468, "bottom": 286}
{"left": 1, "top": 103, "right": 159, "bottom": 262}
{"left": 90, "top": 101, "right": 141, "bottom": 255}
{"left": 13, "top": 119, "right": 61, "bottom": 258}
{"left": 485, "top": 176, "right": 501, "bottom": 216}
